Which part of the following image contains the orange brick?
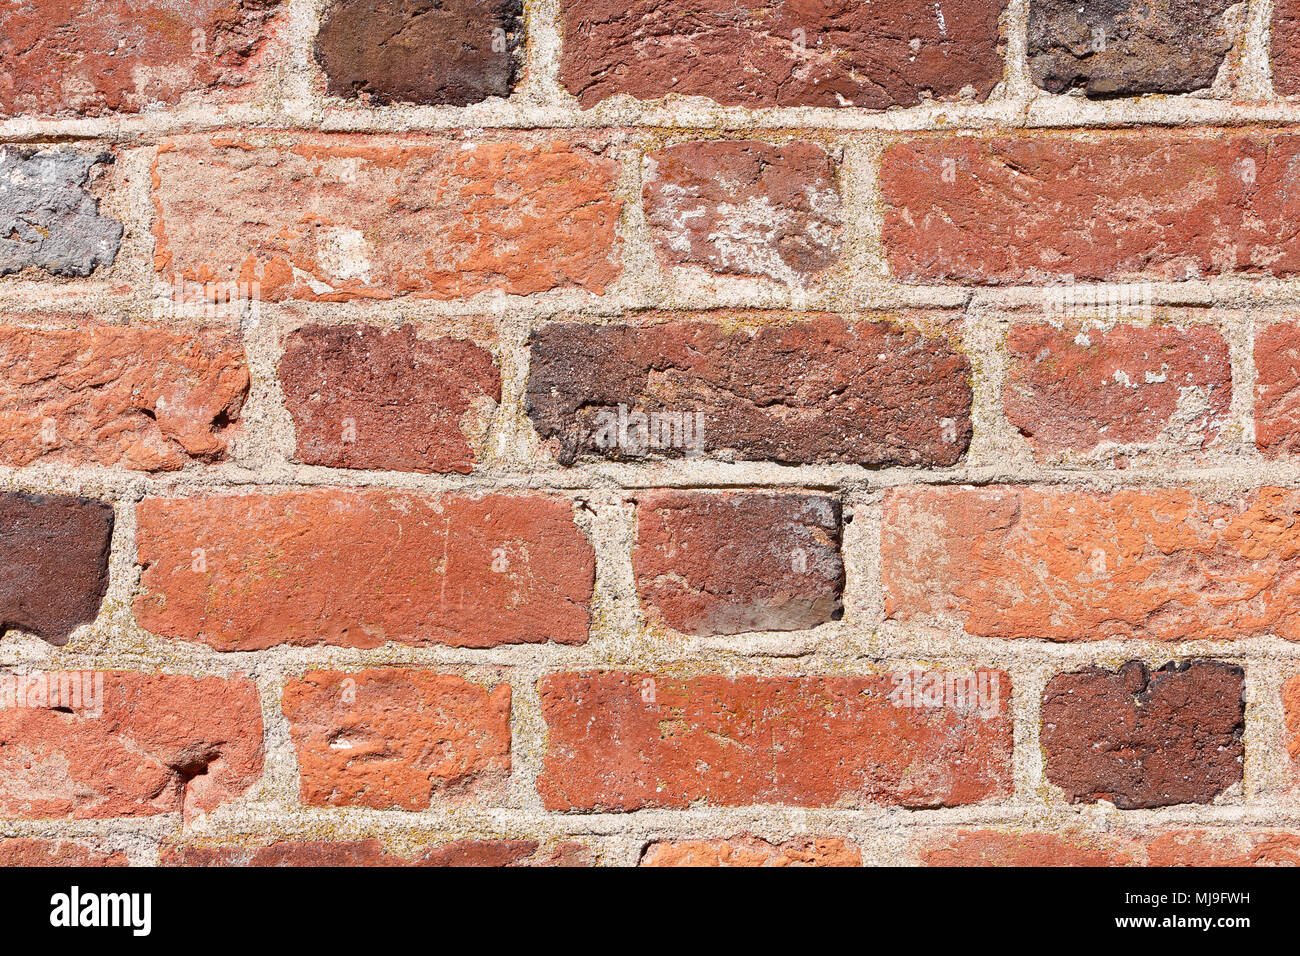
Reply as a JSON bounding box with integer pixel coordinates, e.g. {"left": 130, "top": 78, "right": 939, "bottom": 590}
{"left": 0, "top": 322, "right": 247, "bottom": 470}
{"left": 134, "top": 490, "right": 594, "bottom": 651}
{"left": 281, "top": 669, "right": 510, "bottom": 810}
{"left": 884, "top": 486, "right": 1300, "bottom": 641}
{"left": 151, "top": 136, "right": 622, "bottom": 301}
{"left": 538, "top": 671, "right": 1012, "bottom": 810}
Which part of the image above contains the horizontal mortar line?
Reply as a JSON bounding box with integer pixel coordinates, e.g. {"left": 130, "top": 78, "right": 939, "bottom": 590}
{"left": 829, "top": 631, "right": 1300, "bottom": 662}
{"left": 12, "top": 281, "right": 1300, "bottom": 318}
{"left": 0, "top": 821, "right": 178, "bottom": 840}
{"left": 11, "top": 631, "right": 1300, "bottom": 676}
{"left": 116, "top": 802, "right": 1300, "bottom": 836}
{"left": 11, "top": 96, "right": 1300, "bottom": 140}
{"left": 8, "top": 460, "right": 1300, "bottom": 497}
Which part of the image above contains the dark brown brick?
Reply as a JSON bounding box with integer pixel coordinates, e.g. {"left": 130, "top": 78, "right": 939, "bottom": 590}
{"left": 315, "top": 0, "right": 522, "bottom": 106}
{"left": 560, "top": 0, "right": 1006, "bottom": 108}
{"left": 0, "top": 493, "right": 113, "bottom": 645}
{"left": 525, "top": 314, "right": 971, "bottom": 466}
{"left": 643, "top": 141, "right": 841, "bottom": 283}
{"left": 1042, "top": 661, "right": 1244, "bottom": 809}
{"left": 280, "top": 324, "right": 501, "bottom": 474}
{"left": 1029, "top": 0, "right": 1238, "bottom": 97}
{"left": 634, "top": 491, "right": 844, "bottom": 636}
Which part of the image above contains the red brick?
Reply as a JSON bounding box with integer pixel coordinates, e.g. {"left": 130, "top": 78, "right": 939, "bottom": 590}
{"left": 526, "top": 314, "right": 972, "bottom": 466}
{"left": 151, "top": 136, "right": 622, "bottom": 301}
{"left": 1275, "top": 0, "right": 1300, "bottom": 95}
{"left": 415, "top": 839, "right": 590, "bottom": 866}
{"left": 1143, "top": 830, "right": 1300, "bottom": 866}
{"left": 1042, "top": 661, "right": 1244, "bottom": 809}
{"left": 1005, "top": 322, "right": 1231, "bottom": 458}
{"left": 881, "top": 134, "right": 1300, "bottom": 283}
{"left": 1282, "top": 675, "right": 1300, "bottom": 765}
{"left": 0, "top": 322, "right": 247, "bottom": 471}
{"left": 279, "top": 324, "right": 500, "bottom": 473}
{"left": 640, "top": 836, "right": 861, "bottom": 867}
{"left": 0, "top": 1, "right": 284, "bottom": 117}
{"left": 917, "top": 829, "right": 1143, "bottom": 866}
{"left": 0, "top": 672, "right": 262, "bottom": 818}
{"left": 162, "top": 837, "right": 588, "bottom": 866}
{"left": 0, "top": 838, "right": 127, "bottom": 866}
{"left": 643, "top": 141, "right": 841, "bottom": 283}
{"left": 914, "top": 828, "right": 1300, "bottom": 866}
{"left": 537, "top": 671, "right": 1012, "bottom": 810}
{"left": 560, "top": 0, "right": 1006, "bottom": 108}
{"left": 281, "top": 670, "right": 510, "bottom": 810}
{"left": 633, "top": 491, "right": 844, "bottom": 635}
{"left": 883, "top": 485, "right": 1300, "bottom": 641}
{"left": 134, "top": 490, "right": 593, "bottom": 651}
{"left": 1255, "top": 321, "right": 1300, "bottom": 457}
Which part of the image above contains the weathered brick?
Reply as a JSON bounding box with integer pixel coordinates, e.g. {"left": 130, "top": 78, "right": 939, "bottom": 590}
{"left": 560, "top": 0, "right": 1006, "bottom": 108}
{"left": 0, "top": 148, "right": 121, "bottom": 278}
{"left": 1143, "top": 830, "right": 1300, "bottom": 866}
{"left": 525, "top": 314, "right": 971, "bottom": 466}
{"left": 883, "top": 486, "right": 1300, "bottom": 641}
{"left": 643, "top": 141, "right": 841, "bottom": 283}
{"left": 414, "top": 839, "right": 589, "bottom": 866}
{"left": 633, "top": 491, "right": 844, "bottom": 636}
{"left": 1274, "top": 0, "right": 1300, "bottom": 95}
{"left": 316, "top": 0, "right": 521, "bottom": 106}
{"left": 1029, "top": 0, "right": 1238, "bottom": 96}
{"left": 914, "top": 828, "right": 1300, "bottom": 865}
{"left": 881, "top": 134, "right": 1300, "bottom": 283}
{"left": 0, "top": 0, "right": 283, "bottom": 117}
{"left": 151, "top": 136, "right": 621, "bottom": 300}
{"left": 640, "top": 836, "right": 861, "bottom": 867}
{"left": 0, "top": 672, "right": 262, "bottom": 818}
{"left": 537, "top": 672, "right": 1013, "bottom": 810}
{"left": 0, "top": 323, "right": 248, "bottom": 471}
{"left": 281, "top": 670, "right": 510, "bottom": 810}
{"left": 0, "top": 493, "right": 113, "bottom": 646}
{"left": 1005, "top": 322, "right": 1231, "bottom": 458}
{"left": 1282, "top": 675, "right": 1300, "bottom": 766}
{"left": 1042, "top": 661, "right": 1244, "bottom": 808}
{"left": 0, "top": 839, "right": 127, "bottom": 866}
{"left": 162, "top": 838, "right": 588, "bottom": 866}
{"left": 135, "top": 490, "right": 593, "bottom": 650}
{"left": 280, "top": 324, "right": 499, "bottom": 473}
{"left": 1255, "top": 321, "right": 1300, "bottom": 457}
{"left": 916, "top": 829, "right": 1143, "bottom": 866}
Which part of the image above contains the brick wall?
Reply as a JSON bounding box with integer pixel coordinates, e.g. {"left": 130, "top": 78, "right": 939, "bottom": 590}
{"left": 1, "top": 0, "right": 1299, "bottom": 867}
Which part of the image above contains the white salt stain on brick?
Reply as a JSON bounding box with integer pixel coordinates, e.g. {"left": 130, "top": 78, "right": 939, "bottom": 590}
{"left": 318, "top": 226, "right": 374, "bottom": 281}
